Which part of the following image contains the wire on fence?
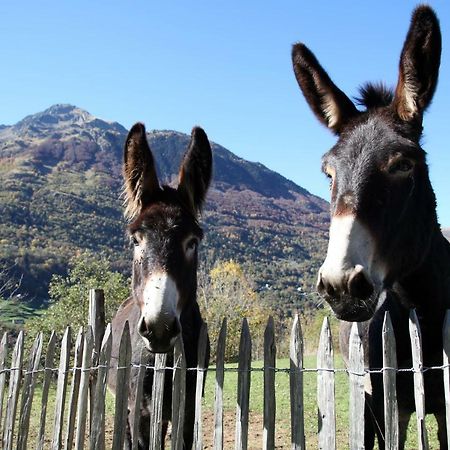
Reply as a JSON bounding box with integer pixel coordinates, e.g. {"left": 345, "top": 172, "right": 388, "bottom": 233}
{"left": 1, "top": 362, "right": 450, "bottom": 377}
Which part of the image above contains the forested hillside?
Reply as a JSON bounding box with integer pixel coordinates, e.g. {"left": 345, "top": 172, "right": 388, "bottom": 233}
{"left": 0, "top": 105, "right": 329, "bottom": 311}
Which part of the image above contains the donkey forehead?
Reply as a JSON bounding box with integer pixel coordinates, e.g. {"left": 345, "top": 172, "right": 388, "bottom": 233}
{"left": 324, "top": 116, "right": 421, "bottom": 169}
{"left": 129, "top": 202, "right": 203, "bottom": 239}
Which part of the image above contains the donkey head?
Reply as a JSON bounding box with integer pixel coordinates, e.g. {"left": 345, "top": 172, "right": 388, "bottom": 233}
{"left": 123, "top": 123, "right": 212, "bottom": 352}
{"left": 292, "top": 6, "right": 441, "bottom": 321}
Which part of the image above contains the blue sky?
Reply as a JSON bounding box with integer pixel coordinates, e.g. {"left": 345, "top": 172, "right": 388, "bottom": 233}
{"left": 1, "top": 1, "right": 449, "bottom": 226}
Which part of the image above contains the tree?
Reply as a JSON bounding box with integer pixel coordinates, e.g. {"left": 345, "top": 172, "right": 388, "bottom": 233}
{"left": 198, "top": 260, "right": 272, "bottom": 361}
{"left": 26, "top": 251, "right": 129, "bottom": 338}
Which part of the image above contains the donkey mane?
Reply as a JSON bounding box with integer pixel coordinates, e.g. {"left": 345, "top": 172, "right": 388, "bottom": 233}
{"left": 355, "top": 82, "right": 394, "bottom": 109}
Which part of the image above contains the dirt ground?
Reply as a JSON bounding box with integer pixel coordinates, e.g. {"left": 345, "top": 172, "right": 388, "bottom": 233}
{"left": 201, "top": 409, "right": 290, "bottom": 449}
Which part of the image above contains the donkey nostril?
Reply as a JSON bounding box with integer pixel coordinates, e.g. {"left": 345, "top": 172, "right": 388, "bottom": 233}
{"left": 325, "top": 283, "right": 335, "bottom": 297}
{"left": 138, "top": 316, "right": 151, "bottom": 339}
{"left": 317, "top": 273, "right": 336, "bottom": 297}
{"left": 170, "top": 320, "right": 181, "bottom": 338}
{"left": 348, "top": 269, "right": 374, "bottom": 299}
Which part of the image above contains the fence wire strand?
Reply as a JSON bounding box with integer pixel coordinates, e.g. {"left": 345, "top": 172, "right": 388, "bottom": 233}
{"left": 0, "top": 362, "right": 449, "bottom": 377}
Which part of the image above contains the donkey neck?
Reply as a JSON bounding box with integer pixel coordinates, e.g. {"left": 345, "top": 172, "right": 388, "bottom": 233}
{"left": 396, "top": 227, "right": 450, "bottom": 315}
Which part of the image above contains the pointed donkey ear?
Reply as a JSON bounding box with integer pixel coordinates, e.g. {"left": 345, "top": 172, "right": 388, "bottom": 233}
{"left": 292, "top": 43, "right": 358, "bottom": 134}
{"left": 177, "top": 127, "right": 212, "bottom": 215}
{"left": 393, "top": 6, "right": 441, "bottom": 122}
{"left": 123, "top": 123, "right": 161, "bottom": 220}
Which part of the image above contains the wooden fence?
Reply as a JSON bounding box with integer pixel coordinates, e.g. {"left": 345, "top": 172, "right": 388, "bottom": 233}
{"left": 0, "top": 289, "right": 449, "bottom": 449}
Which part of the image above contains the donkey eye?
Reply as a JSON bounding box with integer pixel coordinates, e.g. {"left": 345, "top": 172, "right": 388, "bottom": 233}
{"left": 130, "top": 235, "right": 139, "bottom": 246}
{"left": 186, "top": 238, "right": 198, "bottom": 251}
{"left": 388, "top": 159, "right": 414, "bottom": 175}
{"left": 184, "top": 237, "right": 198, "bottom": 258}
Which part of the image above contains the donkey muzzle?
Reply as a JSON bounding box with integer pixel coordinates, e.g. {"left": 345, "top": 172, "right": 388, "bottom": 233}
{"left": 138, "top": 272, "right": 181, "bottom": 352}
{"left": 138, "top": 315, "right": 180, "bottom": 353}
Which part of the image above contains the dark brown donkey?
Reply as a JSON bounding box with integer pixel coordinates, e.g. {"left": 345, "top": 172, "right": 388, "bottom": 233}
{"left": 292, "top": 6, "right": 450, "bottom": 449}
{"left": 108, "top": 123, "right": 212, "bottom": 449}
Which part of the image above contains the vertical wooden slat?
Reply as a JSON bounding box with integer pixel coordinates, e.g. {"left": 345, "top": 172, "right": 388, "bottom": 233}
{"left": 263, "top": 316, "right": 276, "bottom": 450}
{"left": 235, "top": 318, "right": 251, "bottom": 450}
{"left": 89, "top": 289, "right": 106, "bottom": 356}
{"left": 37, "top": 331, "right": 57, "bottom": 450}
{"left": 64, "top": 327, "right": 85, "bottom": 450}
{"left": 112, "top": 321, "right": 132, "bottom": 450}
{"left": 382, "top": 312, "right": 399, "bottom": 450}
{"left": 290, "top": 314, "right": 305, "bottom": 450}
{"left": 88, "top": 288, "right": 106, "bottom": 427}
{"left": 149, "top": 352, "right": 168, "bottom": 449}
{"left": 443, "top": 310, "right": 450, "bottom": 447}
{"left": 2, "top": 330, "right": 24, "bottom": 450}
{"left": 409, "top": 310, "right": 429, "bottom": 450}
{"left": 131, "top": 350, "right": 146, "bottom": 450}
{"left": 17, "top": 332, "right": 43, "bottom": 450}
{"left": 317, "top": 317, "right": 335, "bottom": 450}
{"left": 75, "top": 326, "right": 94, "bottom": 450}
{"left": 171, "top": 338, "right": 186, "bottom": 450}
{"left": 52, "top": 327, "right": 72, "bottom": 450}
{"left": 89, "top": 324, "right": 112, "bottom": 450}
{"left": 194, "top": 323, "right": 208, "bottom": 450}
{"left": 213, "top": 319, "right": 227, "bottom": 450}
{"left": 349, "top": 322, "right": 365, "bottom": 450}
{"left": 0, "top": 332, "right": 8, "bottom": 439}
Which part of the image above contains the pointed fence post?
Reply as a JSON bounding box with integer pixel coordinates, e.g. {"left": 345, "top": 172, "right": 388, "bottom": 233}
{"left": 171, "top": 338, "right": 186, "bottom": 450}
{"left": 349, "top": 322, "right": 365, "bottom": 450}
{"left": 88, "top": 288, "right": 106, "bottom": 428}
{"left": 263, "top": 316, "right": 276, "bottom": 450}
{"left": 382, "top": 312, "right": 399, "bottom": 450}
{"left": 89, "top": 324, "right": 112, "bottom": 450}
{"left": 37, "top": 332, "right": 57, "bottom": 450}
{"left": 52, "top": 327, "right": 72, "bottom": 450}
{"left": 317, "top": 317, "right": 335, "bottom": 450}
{"left": 290, "top": 314, "right": 305, "bottom": 450}
{"left": 149, "top": 352, "right": 168, "bottom": 449}
{"left": 409, "top": 310, "right": 429, "bottom": 450}
{"left": 443, "top": 310, "right": 450, "bottom": 448}
{"left": 17, "top": 332, "right": 43, "bottom": 450}
{"left": 213, "top": 319, "right": 227, "bottom": 450}
{"left": 194, "top": 323, "right": 208, "bottom": 450}
{"left": 64, "top": 327, "right": 85, "bottom": 450}
{"left": 131, "top": 350, "right": 147, "bottom": 450}
{"left": 2, "top": 330, "right": 24, "bottom": 450}
{"left": 0, "top": 332, "right": 8, "bottom": 439}
{"left": 235, "top": 318, "right": 251, "bottom": 450}
{"left": 112, "top": 322, "right": 132, "bottom": 450}
{"left": 75, "top": 326, "right": 94, "bottom": 450}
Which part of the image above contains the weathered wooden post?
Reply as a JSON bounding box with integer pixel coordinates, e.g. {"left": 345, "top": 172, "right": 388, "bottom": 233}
{"left": 88, "top": 288, "right": 106, "bottom": 428}
{"left": 290, "top": 314, "right": 305, "bottom": 450}
{"left": 263, "top": 316, "right": 276, "bottom": 450}
{"left": 235, "top": 318, "right": 251, "bottom": 450}
{"left": 317, "top": 317, "right": 336, "bottom": 450}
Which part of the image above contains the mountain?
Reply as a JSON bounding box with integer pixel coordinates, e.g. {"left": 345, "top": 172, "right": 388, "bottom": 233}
{"left": 0, "top": 105, "right": 329, "bottom": 310}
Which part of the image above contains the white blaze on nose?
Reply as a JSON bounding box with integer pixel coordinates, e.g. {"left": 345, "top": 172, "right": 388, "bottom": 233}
{"left": 142, "top": 272, "right": 180, "bottom": 323}
{"left": 320, "top": 215, "right": 378, "bottom": 286}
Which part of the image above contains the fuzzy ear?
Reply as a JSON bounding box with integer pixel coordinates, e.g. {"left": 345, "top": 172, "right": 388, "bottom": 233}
{"left": 177, "top": 127, "right": 212, "bottom": 215}
{"left": 123, "top": 123, "right": 160, "bottom": 220}
{"left": 292, "top": 43, "right": 358, "bottom": 134}
{"left": 393, "top": 6, "right": 441, "bottom": 122}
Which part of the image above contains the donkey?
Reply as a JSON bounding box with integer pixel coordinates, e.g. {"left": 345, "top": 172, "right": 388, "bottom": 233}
{"left": 108, "top": 123, "right": 212, "bottom": 449}
{"left": 292, "top": 6, "right": 450, "bottom": 449}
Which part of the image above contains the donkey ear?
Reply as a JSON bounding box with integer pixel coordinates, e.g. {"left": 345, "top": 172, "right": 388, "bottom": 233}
{"left": 292, "top": 43, "right": 358, "bottom": 134}
{"left": 393, "top": 6, "right": 441, "bottom": 122}
{"left": 123, "top": 123, "right": 160, "bottom": 220}
{"left": 177, "top": 127, "right": 212, "bottom": 215}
